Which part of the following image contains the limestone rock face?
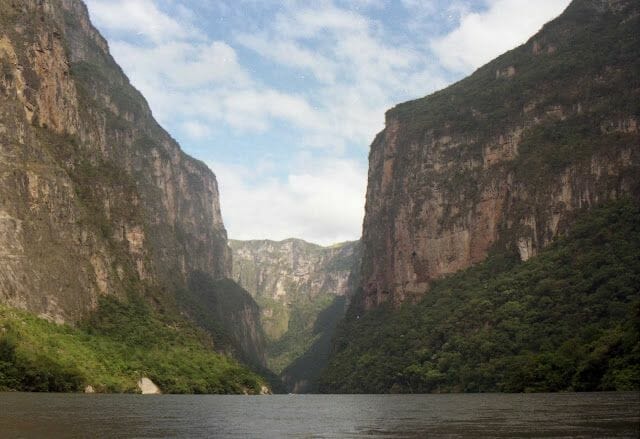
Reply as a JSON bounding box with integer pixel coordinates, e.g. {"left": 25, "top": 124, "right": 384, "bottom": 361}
{"left": 230, "top": 239, "right": 360, "bottom": 391}
{"left": 358, "top": 0, "right": 640, "bottom": 310}
{"left": 230, "top": 239, "right": 359, "bottom": 340}
{"left": 0, "top": 0, "right": 230, "bottom": 322}
{"left": 231, "top": 239, "right": 358, "bottom": 300}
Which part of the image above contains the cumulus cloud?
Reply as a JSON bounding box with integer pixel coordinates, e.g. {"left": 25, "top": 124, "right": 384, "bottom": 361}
{"left": 431, "top": 0, "right": 571, "bottom": 72}
{"left": 210, "top": 158, "right": 367, "bottom": 245}
{"left": 86, "top": 0, "right": 198, "bottom": 43}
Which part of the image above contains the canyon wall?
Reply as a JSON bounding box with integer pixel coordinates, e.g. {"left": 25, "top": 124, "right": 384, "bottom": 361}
{"left": 357, "top": 0, "right": 640, "bottom": 310}
{"left": 0, "top": 1, "right": 265, "bottom": 363}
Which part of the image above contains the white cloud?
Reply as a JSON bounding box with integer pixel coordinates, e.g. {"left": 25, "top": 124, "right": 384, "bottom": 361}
{"left": 274, "top": 6, "right": 369, "bottom": 39}
{"left": 182, "top": 121, "right": 212, "bottom": 140}
{"left": 110, "top": 41, "right": 249, "bottom": 90}
{"left": 236, "top": 2, "right": 447, "bottom": 148}
{"left": 86, "top": 0, "right": 197, "bottom": 43}
{"left": 210, "top": 157, "right": 367, "bottom": 245}
{"left": 236, "top": 34, "right": 338, "bottom": 83}
{"left": 431, "top": 0, "right": 571, "bottom": 72}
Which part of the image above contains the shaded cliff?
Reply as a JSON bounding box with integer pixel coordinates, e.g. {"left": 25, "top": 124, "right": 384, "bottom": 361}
{"left": 180, "top": 275, "right": 267, "bottom": 368}
{"left": 230, "top": 238, "right": 360, "bottom": 392}
{"left": 357, "top": 0, "right": 639, "bottom": 310}
{"left": 0, "top": 0, "right": 265, "bottom": 379}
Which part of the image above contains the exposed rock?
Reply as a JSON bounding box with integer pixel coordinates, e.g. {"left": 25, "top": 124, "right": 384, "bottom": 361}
{"left": 230, "top": 239, "right": 359, "bottom": 340}
{"left": 0, "top": 0, "right": 230, "bottom": 322}
{"left": 84, "top": 385, "right": 95, "bottom": 394}
{"left": 181, "top": 275, "right": 267, "bottom": 368}
{"left": 259, "top": 385, "right": 271, "bottom": 395}
{"left": 357, "top": 0, "right": 640, "bottom": 310}
{"left": 231, "top": 239, "right": 358, "bottom": 300}
{"left": 137, "top": 377, "right": 161, "bottom": 395}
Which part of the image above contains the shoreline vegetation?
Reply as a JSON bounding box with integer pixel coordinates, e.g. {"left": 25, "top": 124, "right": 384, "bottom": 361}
{"left": 0, "top": 297, "right": 267, "bottom": 395}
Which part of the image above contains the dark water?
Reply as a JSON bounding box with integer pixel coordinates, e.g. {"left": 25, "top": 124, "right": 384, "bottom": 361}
{"left": 0, "top": 392, "right": 638, "bottom": 438}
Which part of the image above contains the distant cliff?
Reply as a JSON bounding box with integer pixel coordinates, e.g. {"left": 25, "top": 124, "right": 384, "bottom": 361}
{"left": 230, "top": 239, "right": 360, "bottom": 391}
{"left": 231, "top": 239, "right": 358, "bottom": 339}
{"left": 357, "top": 0, "right": 640, "bottom": 310}
{"left": 0, "top": 0, "right": 264, "bottom": 374}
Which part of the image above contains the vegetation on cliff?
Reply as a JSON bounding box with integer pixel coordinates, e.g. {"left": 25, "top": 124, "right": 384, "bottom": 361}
{"left": 320, "top": 200, "right": 640, "bottom": 393}
{"left": 0, "top": 294, "right": 266, "bottom": 394}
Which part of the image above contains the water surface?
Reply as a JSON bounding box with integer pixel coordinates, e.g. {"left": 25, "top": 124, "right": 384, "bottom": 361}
{"left": 1, "top": 392, "right": 638, "bottom": 438}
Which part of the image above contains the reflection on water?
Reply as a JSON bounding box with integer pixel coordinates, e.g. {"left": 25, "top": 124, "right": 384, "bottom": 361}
{"left": 0, "top": 392, "right": 638, "bottom": 438}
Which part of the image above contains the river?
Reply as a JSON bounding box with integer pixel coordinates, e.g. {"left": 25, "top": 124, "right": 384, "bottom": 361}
{"left": 1, "top": 392, "right": 638, "bottom": 438}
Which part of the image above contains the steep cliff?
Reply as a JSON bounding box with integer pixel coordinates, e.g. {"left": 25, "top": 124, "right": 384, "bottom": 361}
{"left": 230, "top": 239, "right": 360, "bottom": 391}
{"left": 357, "top": 0, "right": 639, "bottom": 310}
{"left": 0, "top": 0, "right": 230, "bottom": 320}
{"left": 0, "top": 0, "right": 265, "bottom": 382}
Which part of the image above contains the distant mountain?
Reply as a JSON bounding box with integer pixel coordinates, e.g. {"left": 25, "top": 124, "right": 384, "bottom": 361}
{"left": 230, "top": 238, "right": 360, "bottom": 392}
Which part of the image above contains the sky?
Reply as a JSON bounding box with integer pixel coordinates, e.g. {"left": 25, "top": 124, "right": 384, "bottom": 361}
{"left": 84, "top": 0, "right": 570, "bottom": 245}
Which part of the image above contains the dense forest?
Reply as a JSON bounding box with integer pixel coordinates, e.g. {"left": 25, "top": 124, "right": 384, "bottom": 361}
{"left": 320, "top": 200, "right": 640, "bottom": 393}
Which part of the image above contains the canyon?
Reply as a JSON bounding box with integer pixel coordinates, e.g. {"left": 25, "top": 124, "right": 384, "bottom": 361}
{"left": 321, "top": 0, "right": 640, "bottom": 393}
{"left": 0, "top": 0, "right": 265, "bottom": 391}
{"left": 0, "top": 0, "right": 638, "bottom": 395}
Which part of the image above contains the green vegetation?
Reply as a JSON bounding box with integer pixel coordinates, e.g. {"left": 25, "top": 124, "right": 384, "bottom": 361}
{"left": 256, "top": 296, "right": 290, "bottom": 342}
{"left": 266, "top": 293, "right": 338, "bottom": 374}
{"left": 320, "top": 200, "right": 640, "bottom": 393}
{"left": 281, "top": 296, "right": 347, "bottom": 392}
{"left": 389, "top": 0, "right": 639, "bottom": 140}
{"left": 180, "top": 274, "right": 265, "bottom": 367}
{"left": 0, "top": 295, "right": 266, "bottom": 394}
{"left": 178, "top": 275, "right": 285, "bottom": 393}
{"left": 379, "top": 0, "right": 640, "bottom": 234}
{"left": 228, "top": 239, "right": 359, "bottom": 391}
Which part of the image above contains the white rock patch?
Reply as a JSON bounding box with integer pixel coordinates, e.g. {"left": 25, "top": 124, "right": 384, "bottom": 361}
{"left": 137, "top": 377, "right": 161, "bottom": 394}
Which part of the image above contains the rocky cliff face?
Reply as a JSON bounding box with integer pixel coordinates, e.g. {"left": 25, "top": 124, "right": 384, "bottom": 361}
{"left": 230, "top": 239, "right": 358, "bottom": 339}
{"left": 231, "top": 239, "right": 358, "bottom": 299}
{"left": 0, "top": 1, "right": 232, "bottom": 322}
{"left": 358, "top": 0, "right": 640, "bottom": 310}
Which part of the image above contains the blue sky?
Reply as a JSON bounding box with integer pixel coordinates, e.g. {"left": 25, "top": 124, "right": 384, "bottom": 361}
{"left": 85, "top": 0, "right": 570, "bottom": 245}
